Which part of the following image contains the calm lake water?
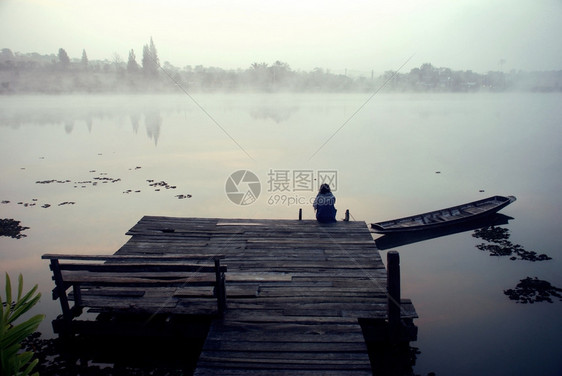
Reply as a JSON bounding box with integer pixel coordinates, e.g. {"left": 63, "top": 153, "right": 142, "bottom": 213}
{"left": 1, "top": 92, "right": 561, "bottom": 375}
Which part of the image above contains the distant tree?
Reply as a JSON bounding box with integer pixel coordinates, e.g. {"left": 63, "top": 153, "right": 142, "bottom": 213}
{"left": 270, "top": 61, "right": 291, "bottom": 86}
{"left": 127, "top": 49, "right": 139, "bottom": 73}
{"left": 112, "top": 53, "right": 123, "bottom": 65}
{"left": 0, "top": 48, "right": 14, "bottom": 61}
{"left": 58, "top": 48, "right": 70, "bottom": 69}
{"left": 142, "top": 37, "right": 159, "bottom": 77}
{"left": 249, "top": 62, "right": 270, "bottom": 89}
{"left": 81, "top": 49, "right": 89, "bottom": 69}
{"left": 251, "top": 62, "right": 268, "bottom": 71}
{"left": 419, "top": 63, "right": 438, "bottom": 88}
{"left": 149, "top": 37, "right": 158, "bottom": 65}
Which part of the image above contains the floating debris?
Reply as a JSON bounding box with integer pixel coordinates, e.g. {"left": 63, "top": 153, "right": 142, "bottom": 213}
{"left": 17, "top": 201, "right": 36, "bottom": 207}
{"left": 148, "top": 180, "right": 177, "bottom": 190}
{"left": 0, "top": 218, "right": 29, "bottom": 239}
{"left": 123, "top": 189, "right": 141, "bottom": 194}
{"left": 36, "top": 179, "right": 71, "bottom": 184}
{"left": 58, "top": 202, "right": 75, "bottom": 206}
{"left": 93, "top": 176, "right": 121, "bottom": 183}
{"left": 504, "top": 277, "right": 562, "bottom": 304}
{"left": 1, "top": 200, "right": 9, "bottom": 204}
{"left": 129, "top": 166, "right": 142, "bottom": 170}
{"left": 175, "top": 194, "right": 192, "bottom": 199}
{"left": 41, "top": 204, "right": 51, "bottom": 208}
{"left": 473, "top": 226, "right": 552, "bottom": 261}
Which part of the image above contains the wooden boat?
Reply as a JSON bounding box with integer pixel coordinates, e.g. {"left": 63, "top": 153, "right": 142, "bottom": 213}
{"left": 371, "top": 195, "right": 516, "bottom": 234}
{"left": 375, "top": 213, "right": 513, "bottom": 249}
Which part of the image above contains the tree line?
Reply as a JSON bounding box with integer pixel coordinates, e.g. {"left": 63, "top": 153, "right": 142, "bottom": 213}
{"left": 1, "top": 39, "right": 560, "bottom": 93}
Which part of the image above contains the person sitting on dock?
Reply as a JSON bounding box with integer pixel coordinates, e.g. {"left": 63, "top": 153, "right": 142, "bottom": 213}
{"left": 313, "top": 183, "right": 337, "bottom": 223}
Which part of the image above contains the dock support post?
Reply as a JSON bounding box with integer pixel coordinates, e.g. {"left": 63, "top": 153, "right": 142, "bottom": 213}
{"left": 49, "top": 259, "right": 72, "bottom": 321}
{"left": 215, "top": 257, "right": 227, "bottom": 315}
{"left": 387, "top": 251, "right": 401, "bottom": 342}
{"left": 298, "top": 208, "right": 302, "bottom": 220}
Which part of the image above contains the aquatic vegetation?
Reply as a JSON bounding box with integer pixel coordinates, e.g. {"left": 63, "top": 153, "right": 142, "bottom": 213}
{"left": 0, "top": 274, "right": 44, "bottom": 376}
{"left": 0, "top": 219, "right": 29, "bottom": 239}
{"left": 472, "top": 226, "right": 551, "bottom": 261}
{"left": 3, "top": 166, "right": 191, "bottom": 209}
{"left": 504, "top": 277, "right": 562, "bottom": 304}
{"left": 147, "top": 180, "right": 177, "bottom": 190}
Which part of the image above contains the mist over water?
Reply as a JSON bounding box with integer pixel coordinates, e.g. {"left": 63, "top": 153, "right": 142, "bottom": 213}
{"left": 1, "top": 92, "right": 561, "bottom": 375}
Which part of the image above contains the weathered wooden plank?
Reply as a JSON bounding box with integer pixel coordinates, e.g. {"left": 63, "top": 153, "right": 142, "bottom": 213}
{"left": 60, "top": 271, "right": 220, "bottom": 286}
{"left": 70, "top": 288, "right": 145, "bottom": 298}
{"left": 80, "top": 297, "right": 179, "bottom": 309}
{"left": 194, "top": 369, "right": 372, "bottom": 376}
{"left": 196, "top": 358, "right": 372, "bottom": 370}
{"left": 201, "top": 339, "right": 368, "bottom": 352}
{"left": 200, "top": 350, "right": 370, "bottom": 362}
{"left": 226, "top": 273, "right": 293, "bottom": 282}
{"left": 42, "top": 253, "right": 225, "bottom": 261}
{"left": 57, "top": 263, "right": 225, "bottom": 274}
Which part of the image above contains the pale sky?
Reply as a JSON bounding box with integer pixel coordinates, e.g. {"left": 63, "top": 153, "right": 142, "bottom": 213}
{"left": 1, "top": 0, "right": 561, "bottom": 74}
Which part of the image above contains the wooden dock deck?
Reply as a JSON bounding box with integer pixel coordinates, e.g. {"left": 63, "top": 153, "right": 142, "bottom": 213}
{"left": 114, "top": 216, "right": 417, "bottom": 375}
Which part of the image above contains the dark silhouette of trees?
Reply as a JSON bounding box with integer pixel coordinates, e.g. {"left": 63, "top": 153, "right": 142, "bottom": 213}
{"left": 127, "top": 49, "right": 139, "bottom": 73}
{"left": 0, "top": 46, "right": 560, "bottom": 93}
{"left": 58, "top": 48, "right": 70, "bottom": 69}
{"left": 142, "top": 37, "right": 159, "bottom": 78}
{"left": 81, "top": 49, "right": 88, "bottom": 70}
{"left": 1, "top": 48, "right": 14, "bottom": 60}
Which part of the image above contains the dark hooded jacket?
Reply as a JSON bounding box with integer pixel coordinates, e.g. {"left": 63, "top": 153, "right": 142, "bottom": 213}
{"left": 313, "top": 191, "right": 337, "bottom": 222}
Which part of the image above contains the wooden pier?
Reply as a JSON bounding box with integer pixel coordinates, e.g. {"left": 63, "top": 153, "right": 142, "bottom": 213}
{"left": 111, "top": 216, "right": 417, "bottom": 375}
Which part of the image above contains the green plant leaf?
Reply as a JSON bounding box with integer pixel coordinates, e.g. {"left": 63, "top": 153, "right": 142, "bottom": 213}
{"left": 21, "top": 357, "right": 39, "bottom": 376}
{"left": 0, "top": 273, "right": 44, "bottom": 376}
{"left": 5, "top": 273, "right": 12, "bottom": 312}
{"left": 10, "top": 283, "right": 39, "bottom": 321}
{"left": 2, "top": 315, "right": 43, "bottom": 348}
{"left": 17, "top": 274, "right": 24, "bottom": 301}
{"left": 8, "top": 293, "right": 41, "bottom": 326}
{"left": 17, "top": 350, "right": 34, "bottom": 366}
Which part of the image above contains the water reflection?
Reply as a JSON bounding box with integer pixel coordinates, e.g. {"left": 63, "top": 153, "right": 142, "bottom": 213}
{"left": 0, "top": 97, "right": 165, "bottom": 145}
{"left": 366, "top": 343, "right": 423, "bottom": 376}
{"left": 23, "top": 313, "right": 211, "bottom": 375}
{"left": 249, "top": 104, "right": 299, "bottom": 123}
{"left": 144, "top": 110, "right": 162, "bottom": 145}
